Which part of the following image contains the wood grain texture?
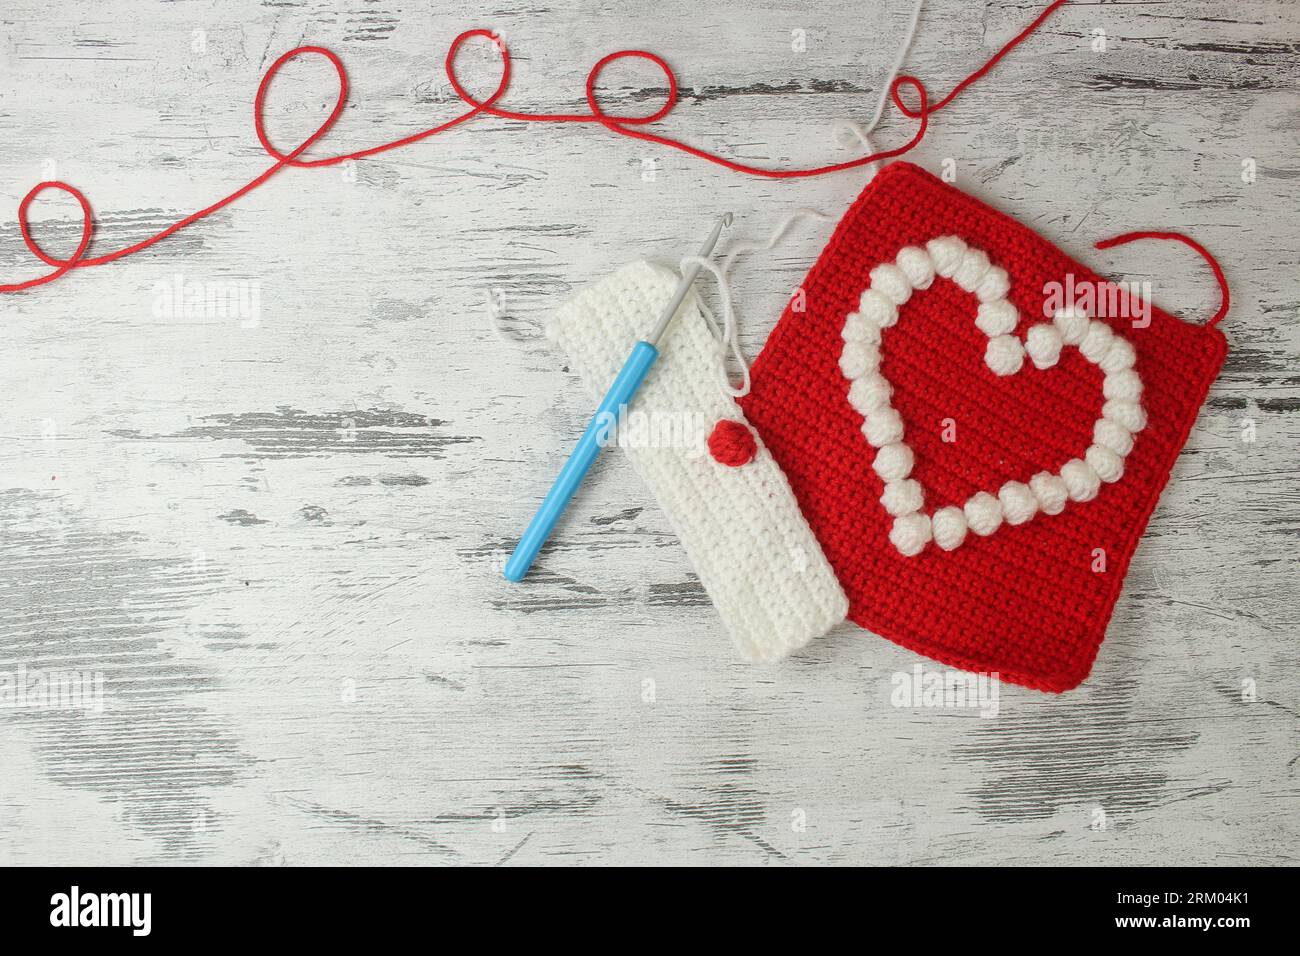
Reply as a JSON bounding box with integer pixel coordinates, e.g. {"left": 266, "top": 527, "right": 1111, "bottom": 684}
{"left": 0, "top": 0, "right": 1296, "bottom": 866}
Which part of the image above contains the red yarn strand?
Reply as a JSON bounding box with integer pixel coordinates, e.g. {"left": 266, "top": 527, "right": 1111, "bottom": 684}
{"left": 891, "top": 0, "right": 1069, "bottom": 118}
{"left": 1094, "top": 231, "right": 1230, "bottom": 328}
{"left": 1, "top": 6, "right": 1072, "bottom": 294}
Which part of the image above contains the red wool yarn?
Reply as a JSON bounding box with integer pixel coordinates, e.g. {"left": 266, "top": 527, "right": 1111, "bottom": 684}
{"left": 1, "top": 2, "right": 1069, "bottom": 293}
{"left": 708, "top": 420, "right": 759, "bottom": 467}
{"left": 738, "top": 162, "right": 1228, "bottom": 692}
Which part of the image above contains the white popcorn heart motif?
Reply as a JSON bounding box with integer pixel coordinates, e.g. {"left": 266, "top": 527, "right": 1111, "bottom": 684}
{"left": 838, "top": 235, "right": 1147, "bottom": 557}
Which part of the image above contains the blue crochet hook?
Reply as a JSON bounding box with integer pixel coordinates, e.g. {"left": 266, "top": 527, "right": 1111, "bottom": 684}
{"left": 504, "top": 213, "right": 732, "bottom": 582}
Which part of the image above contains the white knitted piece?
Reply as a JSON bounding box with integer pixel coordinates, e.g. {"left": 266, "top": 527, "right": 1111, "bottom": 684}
{"left": 547, "top": 260, "right": 848, "bottom": 663}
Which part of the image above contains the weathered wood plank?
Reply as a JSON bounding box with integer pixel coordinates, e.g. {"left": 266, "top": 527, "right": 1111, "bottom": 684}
{"left": 0, "top": 0, "right": 1296, "bottom": 865}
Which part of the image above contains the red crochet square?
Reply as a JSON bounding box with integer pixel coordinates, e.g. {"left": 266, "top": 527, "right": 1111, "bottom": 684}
{"left": 739, "top": 161, "right": 1227, "bottom": 692}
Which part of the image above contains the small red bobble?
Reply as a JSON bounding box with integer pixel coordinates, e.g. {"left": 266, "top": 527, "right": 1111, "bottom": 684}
{"left": 707, "top": 419, "right": 758, "bottom": 467}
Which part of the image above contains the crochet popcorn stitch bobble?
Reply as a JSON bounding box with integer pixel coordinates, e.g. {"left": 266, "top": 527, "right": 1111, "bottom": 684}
{"left": 842, "top": 235, "right": 1147, "bottom": 557}
{"left": 547, "top": 260, "right": 849, "bottom": 664}
{"left": 542, "top": 165, "right": 1225, "bottom": 688}
{"left": 739, "top": 161, "right": 1228, "bottom": 692}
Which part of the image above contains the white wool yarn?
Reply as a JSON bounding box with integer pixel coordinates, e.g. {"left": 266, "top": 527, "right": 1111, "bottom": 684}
{"left": 951, "top": 247, "right": 992, "bottom": 292}
{"left": 998, "top": 480, "right": 1038, "bottom": 525}
{"left": 882, "top": 478, "right": 924, "bottom": 516}
{"left": 985, "top": 334, "right": 1025, "bottom": 376}
{"left": 931, "top": 505, "right": 968, "bottom": 551}
{"left": 839, "top": 341, "right": 877, "bottom": 379}
{"left": 872, "top": 442, "right": 913, "bottom": 481}
{"left": 1079, "top": 320, "right": 1114, "bottom": 363}
{"left": 1103, "top": 368, "right": 1143, "bottom": 402}
{"left": 926, "top": 236, "right": 967, "bottom": 277}
{"left": 841, "top": 311, "right": 880, "bottom": 344}
{"left": 1060, "top": 457, "right": 1102, "bottom": 502}
{"left": 870, "top": 262, "right": 913, "bottom": 305}
{"left": 1053, "top": 306, "right": 1090, "bottom": 345}
{"left": 974, "top": 265, "right": 1011, "bottom": 303}
{"left": 1094, "top": 418, "right": 1135, "bottom": 457}
{"left": 849, "top": 372, "right": 893, "bottom": 412}
{"left": 964, "top": 491, "right": 1003, "bottom": 536}
{"left": 1029, "top": 471, "right": 1068, "bottom": 515}
{"left": 895, "top": 245, "right": 935, "bottom": 289}
{"left": 859, "top": 288, "right": 899, "bottom": 328}
{"left": 976, "top": 299, "right": 1018, "bottom": 337}
{"left": 1086, "top": 444, "right": 1125, "bottom": 483}
{"left": 1025, "top": 323, "right": 1063, "bottom": 369}
{"left": 1099, "top": 337, "right": 1136, "bottom": 374}
{"left": 1103, "top": 399, "right": 1147, "bottom": 433}
{"left": 889, "top": 512, "right": 932, "bottom": 557}
{"left": 862, "top": 406, "right": 905, "bottom": 447}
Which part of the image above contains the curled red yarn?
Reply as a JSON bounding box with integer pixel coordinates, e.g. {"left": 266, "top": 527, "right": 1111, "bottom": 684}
{"left": 708, "top": 419, "right": 758, "bottom": 467}
{"left": 891, "top": 0, "right": 1068, "bottom": 119}
{"left": 2, "top": 6, "right": 1070, "bottom": 294}
{"left": 1094, "top": 230, "right": 1230, "bottom": 328}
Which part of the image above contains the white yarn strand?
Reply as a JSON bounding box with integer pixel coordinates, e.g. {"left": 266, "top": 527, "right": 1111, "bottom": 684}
{"left": 832, "top": 0, "right": 925, "bottom": 176}
{"left": 680, "top": 2, "right": 925, "bottom": 401}
{"left": 681, "top": 207, "right": 836, "bottom": 400}
{"left": 679, "top": 253, "right": 751, "bottom": 399}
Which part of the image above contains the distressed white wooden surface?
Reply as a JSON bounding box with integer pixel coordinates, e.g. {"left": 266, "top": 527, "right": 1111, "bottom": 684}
{"left": 0, "top": 0, "right": 1296, "bottom": 866}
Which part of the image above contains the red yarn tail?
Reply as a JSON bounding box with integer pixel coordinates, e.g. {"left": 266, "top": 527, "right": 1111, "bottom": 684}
{"left": 1095, "top": 231, "right": 1230, "bottom": 328}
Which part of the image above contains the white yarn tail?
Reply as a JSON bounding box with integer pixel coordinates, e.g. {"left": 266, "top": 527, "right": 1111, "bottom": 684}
{"left": 682, "top": 207, "right": 836, "bottom": 399}
{"left": 683, "top": 0, "right": 925, "bottom": 399}
{"left": 834, "top": 0, "right": 925, "bottom": 175}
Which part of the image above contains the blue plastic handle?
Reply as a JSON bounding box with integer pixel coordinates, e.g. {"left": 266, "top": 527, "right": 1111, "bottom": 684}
{"left": 503, "top": 340, "right": 660, "bottom": 582}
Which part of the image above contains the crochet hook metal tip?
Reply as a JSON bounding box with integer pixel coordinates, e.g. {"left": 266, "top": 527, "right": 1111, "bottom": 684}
{"left": 503, "top": 213, "right": 733, "bottom": 583}
{"left": 648, "top": 212, "right": 732, "bottom": 346}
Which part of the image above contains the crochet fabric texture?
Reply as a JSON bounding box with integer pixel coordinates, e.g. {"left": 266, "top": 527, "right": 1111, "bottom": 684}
{"left": 738, "top": 161, "right": 1228, "bottom": 691}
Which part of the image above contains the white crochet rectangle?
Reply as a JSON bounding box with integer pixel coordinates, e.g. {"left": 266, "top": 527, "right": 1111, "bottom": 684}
{"left": 548, "top": 260, "right": 848, "bottom": 663}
